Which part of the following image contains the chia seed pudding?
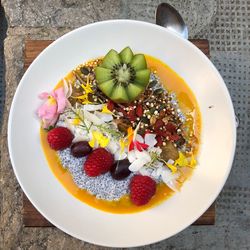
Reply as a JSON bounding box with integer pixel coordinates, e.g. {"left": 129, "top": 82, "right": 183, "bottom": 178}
{"left": 58, "top": 148, "right": 134, "bottom": 201}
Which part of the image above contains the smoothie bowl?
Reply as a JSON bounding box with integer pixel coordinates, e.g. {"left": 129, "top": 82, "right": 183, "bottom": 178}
{"left": 8, "top": 20, "right": 236, "bottom": 247}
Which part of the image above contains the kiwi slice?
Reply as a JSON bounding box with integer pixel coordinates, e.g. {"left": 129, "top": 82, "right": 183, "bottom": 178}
{"left": 111, "top": 84, "right": 129, "bottom": 102}
{"left": 95, "top": 47, "right": 150, "bottom": 103}
{"left": 119, "top": 47, "right": 133, "bottom": 64}
{"left": 127, "top": 83, "right": 144, "bottom": 100}
{"left": 98, "top": 79, "right": 115, "bottom": 96}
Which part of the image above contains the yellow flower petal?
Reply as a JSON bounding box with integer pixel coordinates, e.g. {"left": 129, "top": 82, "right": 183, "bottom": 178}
{"left": 81, "top": 100, "right": 93, "bottom": 104}
{"left": 71, "top": 118, "right": 81, "bottom": 125}
{"left": 189, "top": 154, "right": 197, "bottom": 168}
{"left": 99, "top": 137, "right": 109, "bottom": 147}
{"left": 81, "top": 76, "right": 93, "bottom": 95}
{"left": 175, "top": 152, "right": 189, "bottom": 167}
{"left": 119, "top": 138, "right": 128, "bottom": 153}
{"left": 88, "top": 137, "right": 96, "bottom": 148}
{"left": 71, "top": 94, "right": 88, "bottom": 101}
{"left": 92, "top": 131, "right": 110, "bottom": 148}
{"left": 101, "top": 104, "right": 112, "bottom": 114}
{"left": 166, "top": 163, "right": 177, "bottom": 173}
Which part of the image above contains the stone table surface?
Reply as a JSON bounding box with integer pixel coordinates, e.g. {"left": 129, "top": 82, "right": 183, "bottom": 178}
{"left": 1, "top": 0, "right": 250, "bottom": 249}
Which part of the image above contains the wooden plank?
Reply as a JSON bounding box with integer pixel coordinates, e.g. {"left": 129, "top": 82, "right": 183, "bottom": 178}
{"left": 23, "top": 194, "right": 53, "bottom": 227}
{"left": 24, "top": 40, "right": 53, "bottom": 71}
{"left": 23, "top": 39, "right": 214, "bottom": 227}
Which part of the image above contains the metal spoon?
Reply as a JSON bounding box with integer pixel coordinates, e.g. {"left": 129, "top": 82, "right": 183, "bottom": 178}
{"left": 156, "top": 3, "right": 188, "bottom": 39}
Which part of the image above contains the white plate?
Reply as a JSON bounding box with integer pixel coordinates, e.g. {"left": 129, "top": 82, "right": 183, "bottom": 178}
{"left": 8, "top": 20, "right": 236, "bottom": 247}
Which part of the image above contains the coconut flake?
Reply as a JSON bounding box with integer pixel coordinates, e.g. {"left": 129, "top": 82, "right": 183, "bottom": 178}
{"left": 159, "top": 167, "right": 180, "bottom": 191}
{"left": 94, "top": 111, "right": 113, "bottom": 122}
{"left": 128, "top": 150, "right": 136, "bottom": 163}
{"left": 83, "top": 110, "right": 103, "bottom": 125}
{"left": 129, "top": 158, "right": 146, "bottom": 172}
{"left": 63, "top": 79, "right": 73, "bottom": 98}
{"left": 73, "top": 135, "right": 90, "bottom": 143}
{"left": 83, "top": 104, "right": 104, "bottom": 111}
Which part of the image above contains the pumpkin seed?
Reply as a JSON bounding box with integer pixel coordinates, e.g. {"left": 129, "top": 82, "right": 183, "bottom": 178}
{"left": 80, "top": 67, "right": 90, "bottom": 75}
{"left": 148, "top": 80, "right": 157, "bottom": 88}
{"left": 153, "top": 88, "right": 164, "bottom": 95}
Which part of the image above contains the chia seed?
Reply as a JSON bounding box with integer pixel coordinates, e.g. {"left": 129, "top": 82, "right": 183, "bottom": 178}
{"left": 57, "top": 149, "right": 133, "bottom": 201}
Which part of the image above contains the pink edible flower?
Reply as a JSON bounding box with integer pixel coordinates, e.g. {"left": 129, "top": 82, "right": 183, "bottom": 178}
{"left": 129, "top": 140, "right": 149, "bottom": 152}
{"left": 127, "top": 123, "right": 157, "bottom": 152}
{"left": 37, "top": 87, "right": 67, "bottom": 129}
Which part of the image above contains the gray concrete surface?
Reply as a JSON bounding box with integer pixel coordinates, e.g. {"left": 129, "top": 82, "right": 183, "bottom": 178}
{"left": 0, "top": 0, "right": 250, "bottom": 249}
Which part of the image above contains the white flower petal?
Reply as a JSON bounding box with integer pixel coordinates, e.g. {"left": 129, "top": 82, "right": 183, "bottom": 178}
{"left": 94, "top": 111, "right": 113, "bottom": 122}
{"left": 114, "top": 151, "right": 127, "bottom": 161}
{"left": 151, "top": 168, "right": 161, "bottom": 179}
{"left": 73, "top": 135, "right": 89, "bottom": 143}
{"left": 83, "top": 104, "right": 104, "bottom": 111}
{"left": 134, "top": 150, "right": 151, "bottom": 163}
{"left": 149, "top": 146, "right": 162, "bottom": 154}
{"left": 154, "top": 161, "right": 164, "bottom": 169}
{"left": 156, "top": 166, "right": 164, "bottom": 177}
{"left": 129, "top": 159, "right": 146, "bottom": 172}
{"left": 83, "top": 110, "right": 103, "bottom": 125}
{"left": 106, "top": 140, "right": 119, "bottom": 154}
{"left": 128, "top": 150, "right": 137, "bottom": 163}
{"left": 144, "top": 133, "right": 157, "bottom": 148}
{"left": 139, "top": 166, "right": 153, "bottom": 176}
{"left": 135, "top": 134, "right": 144, "bottom": 143}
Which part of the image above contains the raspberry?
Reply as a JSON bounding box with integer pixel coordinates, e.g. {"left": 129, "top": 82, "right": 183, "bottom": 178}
{"left": 130, "top": 175, "right": 156, "bottom": 206}
{"left": 84, "top": 148, "right": 114, "bottom": 177}
{"left": 47, "top": 127, "right": 74, "bottom": 150}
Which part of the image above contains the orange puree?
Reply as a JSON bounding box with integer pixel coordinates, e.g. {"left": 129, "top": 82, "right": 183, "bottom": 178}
{"left": 40, "top": 55, "right": 201, "bottom": 214}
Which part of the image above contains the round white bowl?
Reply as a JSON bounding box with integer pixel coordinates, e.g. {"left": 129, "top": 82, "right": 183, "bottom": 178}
{"left": 8, "top": 20, "right": 236, "bottom": 247}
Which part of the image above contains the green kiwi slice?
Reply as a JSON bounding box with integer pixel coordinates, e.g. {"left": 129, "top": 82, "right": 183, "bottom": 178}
{"left": 135, "top": 69, "right": 151, "bottom": 86}
{"left": 111, "top": 84, "right": 129, "bottom": 103}
{"left": 95, "top": 47, "right": 150, "bottom": 103}
{"left": 101, "top": 49, "right": 121, "bottom": 69}
{"left": 126, "top": 83, "right": 144, "bottom": 100}
{"left": 119, "top": 47, "right": 133, "bottom": 64}
{"left": 130, "top": 54, "right": 147, "bottom": 71}
{"left": 95, "top": 67, "right": 112, "bottom": 83}
{"left": 98, "top": 79, "right": 115, "bottom": 96}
